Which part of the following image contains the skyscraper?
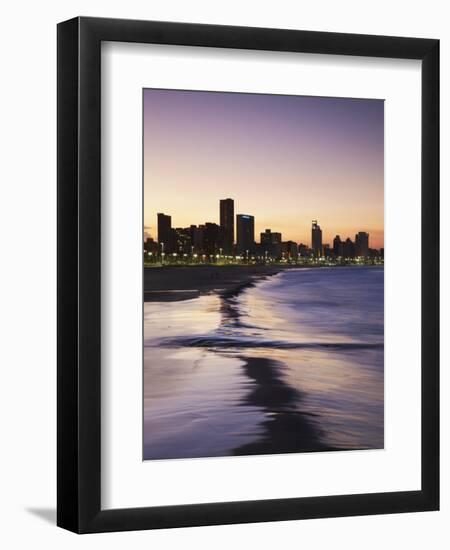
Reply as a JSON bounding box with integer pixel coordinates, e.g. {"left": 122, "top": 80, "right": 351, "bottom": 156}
{"left": 355, "top": 231, "right": 369, "bottom": 258}
{"left": 203, "top": 222, "right": 221, "bottom": 255}
{"left": 311, "top": 220, "right": 323, "bottom": 258}
{"left": 220, "top": 198, "right": 234, "bottom": 254}
{"left": 333, "top": 235, "right": 343, "bottom": 257}
{"left": 157, "top": 213, "right": 172, "bottom": 251}
{"left": 236, "top": 214, "right": 255, "bottom": 255}
{"left": 343, "top": 237, "right": 355, "bottom": 258}
{"left": 260, "top": 229, "right": 272, "bottom": 247}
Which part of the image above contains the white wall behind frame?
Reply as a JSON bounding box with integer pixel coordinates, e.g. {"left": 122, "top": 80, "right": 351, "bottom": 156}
{"left": 2, "top": 1, "right": 448, "bottom": 549}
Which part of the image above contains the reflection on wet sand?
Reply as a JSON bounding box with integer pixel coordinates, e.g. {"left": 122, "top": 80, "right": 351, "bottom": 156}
{"left": 232, "top": 356, "right": 329, "bottom": 456}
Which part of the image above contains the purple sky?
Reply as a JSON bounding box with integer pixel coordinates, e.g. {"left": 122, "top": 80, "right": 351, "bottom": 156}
{"left": 144, "top": 89, "right": 384, "bottom": 248}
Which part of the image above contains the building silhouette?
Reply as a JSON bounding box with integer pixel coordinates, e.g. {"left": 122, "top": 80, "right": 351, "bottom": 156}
{"left": 260, "top": 229, "right": 272, "bottom": 247}
{"left": 157, "top": 213, "right": 172, "bottom": 252}
{"left": 298, "top": 243, "right": 309, "bottom": 257}
{"left": 343, "top": 237, "right": 355, "bottom": 258}
{"left": 173, "top": 227, "right": 192, "bottom": 254}
{"left": 311, "top": 220, "right": 323, "bottom": 257}
{"left": 152, "top": 206, "right": 381, "bottom": 263}
{"left": 282, "top": 240, "right": 298, "bottom": 259}
{"left": 260, "top": 229, "right": 282, "bottom": 258}
{"left": 355, "top": 231, "right": 369, "bottom": 258}
{"left": 220, "top": 198, "right": 234, "bottom": 254}
{"left": 333, "top": 235, "right": 343, "bottom": 257}
{"left": 203, "top": 222, "right": 221, "bottom": 255}
{"left": 144, "top": 237, "right": 158, "bottom": 254}
{"left": 237, "top": 214, "right": 255, "bottom": 255}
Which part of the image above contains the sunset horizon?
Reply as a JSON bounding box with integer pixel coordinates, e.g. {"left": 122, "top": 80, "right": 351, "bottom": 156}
{"left": 144, "top": 88, "right": 384, "bottom": 249}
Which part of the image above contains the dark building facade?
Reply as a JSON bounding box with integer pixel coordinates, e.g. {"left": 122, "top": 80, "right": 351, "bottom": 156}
{"left": 333, "top": 235, "right": 343, "bottom": 257}
{"left": 173, "top": 227, "right": 192, "bottom": 255}
{"left": 260, "top": 229, "right": 282, "bottom": 258}
{"left": 260, "top": 229, "right": 272, "bottom": 247}
{"left": 157, "top": 213, "right": 173, "bottom": 252}
{"left": 343, "top": 237, "right": 355, "bottom": 258}
{"left": 192, "top": 225, "right": 205, "bottom": 254}
{"left": 311, "top": 220, "right": 323, "bottom": 257}
{"left": 220, "top": 198, "right": 234, "bottom": 254}
{"left": 236, "top": 214, "right": 255, "bottom": 255}
{"left": 282, "top": 240, "right": 299, "bottom": 259}
{"left": 203, "top": 222, "right": 221, "bottom": 255}
{"left": 355, "top": 231, "right": 369, "bottom": 258}
{"left": 144, "top": 237, "right": 158, "bottom": 254}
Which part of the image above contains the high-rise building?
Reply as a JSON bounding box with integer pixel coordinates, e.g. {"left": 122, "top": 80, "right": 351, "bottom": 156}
{"left": 298, "top": 243, "right": 309, "bottom": 257}
{"left": 220, "top": 198, "right": 234, "bottom": 254}
{"left": 157, "top": 213, "right": 172, "bottom": 252}
{"left": 192, "top": 224, "right": 205, "bottom": 254}
{"left": 271, "top": 232, "right": 282, "bottom": 245}
{"left": 333, "top": 235, "right": 343, "bottom": 257}
{"left": 236, "top": 214, "right": 255, "bottom": 255}
{"left": 282, "top": 241, "right": 298, "bottom": 259}
{"left": 260, "top": 229, "right": 282, "bottom": 258}
{"left": 173, "top": 227, "right": 192, "bottom": 254}
{"left": 311, "top": 220, "right": 323, "bottom": 257}
{"left": 260, "top": 229, "right": 272, "bottom": 246}
{"left": 203, "top": 222, "right": 221, "bottom": 255}
{"left": 343, "top": 237, "right": 355, "bottom": 258}
{"left": 355, "top": 231, "right": 369, "bottom": 258}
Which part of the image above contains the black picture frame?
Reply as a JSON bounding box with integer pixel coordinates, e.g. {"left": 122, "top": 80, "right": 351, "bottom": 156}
{"left": 57, "top": 16, "right": 439, "bottom": 533}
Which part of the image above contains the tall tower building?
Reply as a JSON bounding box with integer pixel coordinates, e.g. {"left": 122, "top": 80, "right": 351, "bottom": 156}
{"left": 220, "top": 198, "right": 234, "bottom": 254}
{"left": 355, "top": 231, "right": 369, "bottom": 258}
{"left": 311, "top": 220, "right": 323, "bottom": 258}
{"left": 236, "top": 214, "right": 255, "bottom": 255}
{"left": 333, "top": 235, "right": 343, "bottom": 257}
{"left": 157, "top": 213, "right": 172, "bottom": 251}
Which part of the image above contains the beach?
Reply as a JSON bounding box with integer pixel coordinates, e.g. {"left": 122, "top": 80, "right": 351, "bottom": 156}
{"left": 143, "top": 266, "right": 384, "bottom": 460}
{"left": 144, "top": 264, "right": 288, "bottom": 302}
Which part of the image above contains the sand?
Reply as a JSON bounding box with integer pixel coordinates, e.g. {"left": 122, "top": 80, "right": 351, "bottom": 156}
{"left": 144, "top": 264, "right": 289, "bottom": 302}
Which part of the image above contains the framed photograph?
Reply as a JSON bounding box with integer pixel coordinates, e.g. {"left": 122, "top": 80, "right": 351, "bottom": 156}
{"left": 57, "top": 17, "right": 439, "bottom": 533}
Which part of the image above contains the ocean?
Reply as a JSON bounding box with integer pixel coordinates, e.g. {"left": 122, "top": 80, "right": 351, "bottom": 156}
{"left": 143, "top": 266, "right": 384, "bottom": 460}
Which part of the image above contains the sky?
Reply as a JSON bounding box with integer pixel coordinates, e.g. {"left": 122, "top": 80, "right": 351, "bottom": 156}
{"left": 143, "top": 89, "right": 384, "bottom": 249}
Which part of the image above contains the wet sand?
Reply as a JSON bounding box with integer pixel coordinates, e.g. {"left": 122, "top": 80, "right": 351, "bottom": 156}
{"left": 144, "top": 265, "right": 288, "bottom": 302}
{"left": 232, "top": 356, "right": 339, "bottom": 456}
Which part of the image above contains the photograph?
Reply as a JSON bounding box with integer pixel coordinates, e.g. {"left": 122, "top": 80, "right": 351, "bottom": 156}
{"left": 143, "top": 88, "right": 385, "bottom": 460}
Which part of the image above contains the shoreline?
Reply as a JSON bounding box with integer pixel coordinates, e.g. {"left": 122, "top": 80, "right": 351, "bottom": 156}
{"left": 144, "top": 264, "right": 287, "bottom": 302}
{"left": 144, "top": 264, "right": 382, "bottom": 302}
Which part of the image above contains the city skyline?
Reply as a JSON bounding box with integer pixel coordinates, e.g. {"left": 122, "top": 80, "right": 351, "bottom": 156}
{"left": 144, "top": 89, "right": 384, "bottom": 249}
{"left": 146, "top": 197, "right": 381, "bottom": 261}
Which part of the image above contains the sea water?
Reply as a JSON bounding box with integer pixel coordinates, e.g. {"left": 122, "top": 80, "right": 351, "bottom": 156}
{"left": 143, "top": 266, "right": 384, "bottom": 460}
